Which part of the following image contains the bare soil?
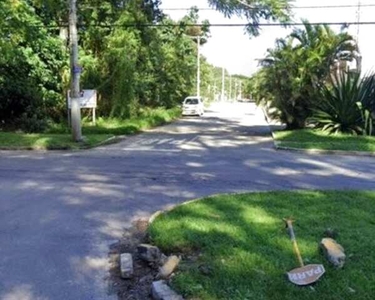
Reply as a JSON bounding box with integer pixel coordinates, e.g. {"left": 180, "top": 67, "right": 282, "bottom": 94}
{"left": 108, "top": 219, "right": 158, "bottom": 300}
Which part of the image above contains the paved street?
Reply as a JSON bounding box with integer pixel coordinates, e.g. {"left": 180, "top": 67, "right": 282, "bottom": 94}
{"left": 0, "top": 102, "right": 374, "bottom": 299}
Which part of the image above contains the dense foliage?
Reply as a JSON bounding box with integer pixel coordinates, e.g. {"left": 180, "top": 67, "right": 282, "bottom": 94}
{"left": 209, "top": 0, "right": 292, "bottom": 35}
{"left": 250, "top": 21, "right": 357, "bottom": 129}
{"left": 311, "top": 72, "right": 375, "bottom": 135}
{"left": 0, "top": 0, "right": 66, "bottom": 131}
{"left": 0, "top": 0, "right": 292, "bottom": 132}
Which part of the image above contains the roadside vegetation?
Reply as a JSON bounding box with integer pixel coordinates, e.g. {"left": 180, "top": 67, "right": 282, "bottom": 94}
{"left": 0, "top": 107, "right": 180, "bottom": 150}
{"left": 248, "top": 21, "right": 375, "bottom": 151}
{"left": 0, "top": 132, "right": 112, "bottom": 150}
{"left": 150, "top": 191, "right": 375, "bottom": 300}
{"left": 0, "top": 0, "right": 284, "bottom": 149}
{"left": 274, "top": 129, "right": 375, "bottom": 152}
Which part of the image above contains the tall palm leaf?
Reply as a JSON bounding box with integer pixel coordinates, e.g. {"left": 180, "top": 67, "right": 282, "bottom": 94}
{"left": 311, "top": 72, "right": 375, "bottom": 135}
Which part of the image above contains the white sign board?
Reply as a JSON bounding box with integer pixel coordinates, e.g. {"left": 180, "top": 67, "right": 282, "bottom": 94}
{"left": 67, "top": 90, "right": 97, "bottom": 109}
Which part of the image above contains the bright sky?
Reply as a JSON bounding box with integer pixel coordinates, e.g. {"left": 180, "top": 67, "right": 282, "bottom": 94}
{"left": 160, "top": 0, "right": 375, "bottom": 76}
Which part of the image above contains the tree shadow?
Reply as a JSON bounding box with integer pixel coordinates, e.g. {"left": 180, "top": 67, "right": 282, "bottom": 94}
{"left": 149, "top": 191, "right": 375, "bottom": 300}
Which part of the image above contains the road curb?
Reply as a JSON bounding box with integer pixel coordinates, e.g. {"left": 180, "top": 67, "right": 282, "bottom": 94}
{"left": 148, "top": 192, "right": 252, "bottom": 226}
{"left": 148, "top": 198, "right": 203, "bottom": 225}
{"left": 274, "top": 142, "right": 375, "bottom": 157}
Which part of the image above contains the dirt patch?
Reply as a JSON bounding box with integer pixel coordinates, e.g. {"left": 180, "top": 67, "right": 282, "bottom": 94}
{"left": 108, "top": 219, "right": 158, "bottom": 300}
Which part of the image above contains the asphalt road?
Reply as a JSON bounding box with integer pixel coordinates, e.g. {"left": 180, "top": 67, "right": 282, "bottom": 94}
{"left": 0, "top": 102, "right": 374, "bottom": 300}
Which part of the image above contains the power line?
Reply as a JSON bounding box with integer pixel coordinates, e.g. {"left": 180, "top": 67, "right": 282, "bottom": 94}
{"left": 162, "top": 4, "right": 375, "bottom": 11}
{"left": 81, "top": 21, "right": 375, "bottom": 28}
{"left": 14, "top": 21, "right": 375, "bottom": 29}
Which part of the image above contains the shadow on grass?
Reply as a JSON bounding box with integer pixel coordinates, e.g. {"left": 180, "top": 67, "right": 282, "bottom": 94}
{"left": 0, "top": 132, "right": 112, "bottom": 150}
{"left": 47, "top": 108, "right": 181, "bottom": 136}
{"left": 149, "top": 191, "right": 375, "bottom": 300}
{"left": 275, "top": 129, "right": 375, "bottom": 152}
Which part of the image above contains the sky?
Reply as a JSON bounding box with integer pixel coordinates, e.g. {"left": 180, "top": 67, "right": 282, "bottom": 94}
{"left": 159, "top": 0, "right": 375, "bottom": 76}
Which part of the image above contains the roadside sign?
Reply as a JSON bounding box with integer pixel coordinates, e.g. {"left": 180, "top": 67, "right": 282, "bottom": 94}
{"left": 67, "top": 89, "right": 97, "bottom": 125}
{"left": 287, "top": 264, "right": 325, "bottom": 286}
{"left": 67, "top": 90, "right": 97, "bottom": 109}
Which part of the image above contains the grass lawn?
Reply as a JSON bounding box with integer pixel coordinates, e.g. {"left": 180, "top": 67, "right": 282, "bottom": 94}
{"left": 149, "top": 191, "right": 375, "bottom": 300}
{"left": 0, "top": 107, "right": 180, "bottom": 150}
{"left": 0, "top": 132, "right": 112, "bottom": 150}
{"left": 48, "top": 107, "right": 181, "bottom": 135}
{"left": 274, "top": 129, "right": 375, "bottom": 152}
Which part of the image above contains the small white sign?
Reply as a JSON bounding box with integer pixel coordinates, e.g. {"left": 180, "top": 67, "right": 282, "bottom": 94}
{"left": 67, "top": 90, "right": 97, "bottom": 109}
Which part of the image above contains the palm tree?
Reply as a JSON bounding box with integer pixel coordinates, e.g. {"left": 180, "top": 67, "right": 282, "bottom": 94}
{"left": 252, "top": 21, "right": 357, "bottom": 129}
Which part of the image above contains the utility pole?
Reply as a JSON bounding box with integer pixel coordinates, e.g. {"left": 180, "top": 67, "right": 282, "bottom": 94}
{"left": 356, "top": 0, "right": 361, "bottom": 44}
{"left": 197, "top": 36, "right": 201, "bottom": 97}
{"left": 187, "top": 36, "right": 202, "bottom": 97}
{"left": 69, "top": 0, "right": 82, "bottom": 141}
{"left": 221, "top": 67, "right": 225, "bottom": 101}
{"left": 355, "top": 0, "right": 363, "bottom": 73}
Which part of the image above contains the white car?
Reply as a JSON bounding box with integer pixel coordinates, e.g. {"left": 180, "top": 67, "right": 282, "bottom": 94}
{"left": 182, "top": 96, "right": 204, "bottom": 116}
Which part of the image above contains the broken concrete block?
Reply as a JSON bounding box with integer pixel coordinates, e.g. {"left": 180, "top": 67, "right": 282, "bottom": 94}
{"left": 320, "top": 238, "right": 346, "bottom": 268}
{"left": 137, "top": 244, "right": 161, "bottom": 262}
{"left": 159, "top": 256, "right": 180, "bottom": 279}
{"left": 120, "top": 253, "right": 133, "bottom": 279}
{"left": 159, "top": 253, "right": 168, "bottom": 266}
{"left": 151, "top": 280, "right": 184, "bottom": 300}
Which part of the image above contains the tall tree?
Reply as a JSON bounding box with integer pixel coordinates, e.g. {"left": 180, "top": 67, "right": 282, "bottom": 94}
{"left": 252, "top": 21, "right": 356, "bottom": 129}
{"left": 209, "top": 0, "right": 292, "bottom": 35}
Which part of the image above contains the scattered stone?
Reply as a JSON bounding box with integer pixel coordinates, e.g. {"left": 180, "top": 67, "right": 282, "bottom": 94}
{"left": 320, "top": 238, "right": 346, "bottom": 268}
{"left": 138, "top": 244, "right": 162, "bottom": 262}
{"left": 324, "top": 228, "right": 339, "bottom": 239}
{"left": 134, "top": 219, "right": 149, "bottom": 233}
{"left": 120, "top": 253, "right": 134, "bottom": 279}
{"left": 348, "top": 287, "right": 356, "bottom": 294}
{"left": 151, "top": 280, "right": 184, "bottom": 300}
{"left": 159, "top": 256, "right": 180, "bottom": 279}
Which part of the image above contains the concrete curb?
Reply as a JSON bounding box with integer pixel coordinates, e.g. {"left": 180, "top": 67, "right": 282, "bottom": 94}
{"left": 274, "top": 142, "right": 375, "bottom": 157}
{"left": 0, "top": 113, "right": 182, "bottom": 152}
{"left": 148, "top": 197, "right": 203, "bottom": 225}
{"left": 148, "top": 191, "right": 256, "bottom": 226}
{"left": 261, "top": 106, "right": 375, "bottom": 157}
{"left": 0, "top": 135, "right": 124, "bottom": 152}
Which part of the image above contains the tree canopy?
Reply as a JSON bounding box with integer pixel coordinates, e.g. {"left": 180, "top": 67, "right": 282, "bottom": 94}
{"left": 250, "top": 21, "right": 357, "bottom": 129}
{"left": 209, "top": 0, "right": 292, "bottom": 35}
{"left": 0, "top": 0, "right": 293, "bottom": 131}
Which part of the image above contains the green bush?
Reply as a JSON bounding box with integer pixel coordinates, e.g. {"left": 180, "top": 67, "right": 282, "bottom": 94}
{"left": 310, "top": 72, "right": 375, "bottom": 135}
{"left": 0, "top": 1, "right": 67, "bottom": 129}
{"left": 251, "top": 21, "right": 356, "bottom": 129}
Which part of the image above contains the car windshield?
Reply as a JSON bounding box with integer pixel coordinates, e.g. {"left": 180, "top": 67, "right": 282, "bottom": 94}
{"left": 185, "top": 99, "right": 199, "bottom": 105}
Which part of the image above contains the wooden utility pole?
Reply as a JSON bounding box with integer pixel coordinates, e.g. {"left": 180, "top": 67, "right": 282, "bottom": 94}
{"left": 69, "top": 0, "right": 82, "bottom": 141}
{"left": 188, "top": 36, "right": 202, "bottom": 97}
{"left": 197, "top": 36, "right": 201, "bottom": 97}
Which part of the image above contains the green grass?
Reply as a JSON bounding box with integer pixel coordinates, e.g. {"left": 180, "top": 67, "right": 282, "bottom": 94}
{"left": 274, "top": 129, "right": 375, "bottom": 152}
{"left": 0, "top": 107, "right": 181, "bottom": 150}
{"left": 149, "top": 191, "right": 375, "bottom": 300}
{"left": 0, "top": 132, "right": 112, "bottom": 150}
{"left": 48, "top": 107, "right": 181, "bottom": 135}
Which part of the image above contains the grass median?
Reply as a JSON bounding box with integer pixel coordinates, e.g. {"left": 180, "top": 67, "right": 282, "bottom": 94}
{"left": 274, "top": 129, "right": 375, "bottom": 152}
{"left": 0, "top": 132, "right": 112, "bottom": 150}
{"left": 0, "top": 107, "right": 181, "bottom": 150}
{"left": 149, "top": 191, "right": 375, "bottom": 300}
